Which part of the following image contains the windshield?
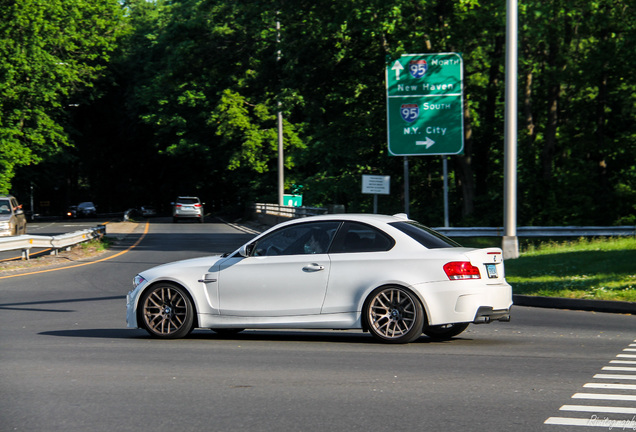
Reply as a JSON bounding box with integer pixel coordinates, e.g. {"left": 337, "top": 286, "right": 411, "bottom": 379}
{"left": 389, "top": 221, "right": 462, "bottom": 249}
{"left": 0, "top": 200, "right": 10, "bottom": 215}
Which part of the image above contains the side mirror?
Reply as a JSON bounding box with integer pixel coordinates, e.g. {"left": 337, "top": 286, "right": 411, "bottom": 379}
{"left": 238, "top": 244, "right": 254, "bottom": 257}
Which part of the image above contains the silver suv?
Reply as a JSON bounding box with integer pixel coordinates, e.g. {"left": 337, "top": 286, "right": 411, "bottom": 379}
{"left": 172, "top": 196, "right": 204, "bottom": 223}
{"left": 0, "top": 195, "right": 27, "bottom": 236}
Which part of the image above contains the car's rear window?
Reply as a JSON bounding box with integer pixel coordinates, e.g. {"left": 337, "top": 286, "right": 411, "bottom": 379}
{"left": 389, "top": 221, "right": 462, "bottom": 249}
{"left": 177, "top": 197, "right": 199, "bottom": 204}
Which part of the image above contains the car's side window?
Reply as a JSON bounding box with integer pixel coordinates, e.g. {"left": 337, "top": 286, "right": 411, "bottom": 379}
{"left": 330, "top": 222, "right": 395, "bottom": 253}
{"left": 252, "top": 221, "right": 341, "bottom": 256}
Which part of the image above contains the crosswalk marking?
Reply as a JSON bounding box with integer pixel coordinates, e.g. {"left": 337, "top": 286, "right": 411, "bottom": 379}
{"left": 594, "top": 374, "right": 636, "bottom": 380}
{"left": 593, "top": 373, "right": 636, "bottom": 380}
{"left": 545, "top": 339, "right": 636, "bottom": 428}
{"left": 602, "top": 366, "right": 636, "bottom": 372}
{"left": 584, "top": 383, "right": 636, "bottom": 390}
{"left": 560, "top": 405, "right": 636, "bottom": 415}
{"left": 572, "top": 393, "right": 636, "bottom": 401}
{"left": 546, "top": 417, "right": 636, "bottom": 428}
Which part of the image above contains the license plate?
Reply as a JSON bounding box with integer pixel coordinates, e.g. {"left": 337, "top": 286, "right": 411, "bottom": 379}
{"left": 485, "top": 264, "right": 498, "bottom": 279}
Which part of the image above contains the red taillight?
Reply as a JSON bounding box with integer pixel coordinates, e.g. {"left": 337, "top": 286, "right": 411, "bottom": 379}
{"left": 443, "top": 261, "right": 481, "bottom": 280}
{"left": 175, "top": 204, "right": 182, "bottom": 208}
{"left": 194, "top": 204, "right": 201, "bottom": 208}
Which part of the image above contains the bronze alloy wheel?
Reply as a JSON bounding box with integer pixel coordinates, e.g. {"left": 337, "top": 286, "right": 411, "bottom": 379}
{"left": 365, "top": 286, "right": 424, "bottom": 344}
{"left": 140, "top": 284, "right": 194, "bottom": 339}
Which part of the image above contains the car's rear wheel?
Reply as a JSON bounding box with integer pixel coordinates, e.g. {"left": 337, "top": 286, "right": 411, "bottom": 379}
{"left": 140, "top": 283, "right": 194, "bottom": 339}
{"left": 424, "top": 323, "right": 469, "bottom": 340}
{"left": 364, "top": 285, "right": 424, "bottom": 344}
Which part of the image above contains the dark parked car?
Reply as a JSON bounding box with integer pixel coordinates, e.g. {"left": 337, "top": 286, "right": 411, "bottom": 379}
{"left": 66, "top": 205, "right": 78, "bottom": 218}
{"left": 140, "top": 205, "right": 156, "bottom": 217}
{"left": 77, "top": 202, "right": 97, "bottom": 217}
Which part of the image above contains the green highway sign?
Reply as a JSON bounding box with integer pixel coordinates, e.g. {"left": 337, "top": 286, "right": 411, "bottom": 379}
{"left": 386, "top": 53, "right": 464, "bottom": 156}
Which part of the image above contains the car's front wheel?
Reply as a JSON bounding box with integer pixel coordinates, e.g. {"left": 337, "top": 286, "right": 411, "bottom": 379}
{"left": 424, "top": 323, "right": 469, "bottom": 340}
{"left": 139, "top": 283, "right": 195, "bottom": 339}
{"left": 364, "top": 285, "right": 424, "bottom": 344}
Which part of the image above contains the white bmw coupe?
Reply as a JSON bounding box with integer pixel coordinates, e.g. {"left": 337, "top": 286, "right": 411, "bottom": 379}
{"left": 127, "top": 213, "right": 512, "bottom": 343}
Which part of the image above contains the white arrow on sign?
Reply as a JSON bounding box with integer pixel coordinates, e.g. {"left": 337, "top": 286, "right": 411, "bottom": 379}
{"left": 391, "top": 60, "right": 404, "bottom": 80}
{"left": 416, "top": 137, "right": 436, "bottom": 149}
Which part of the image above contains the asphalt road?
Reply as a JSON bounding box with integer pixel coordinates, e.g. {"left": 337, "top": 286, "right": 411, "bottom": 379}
{"left": 1, "top": 219, "right": 635, "bottom": 432}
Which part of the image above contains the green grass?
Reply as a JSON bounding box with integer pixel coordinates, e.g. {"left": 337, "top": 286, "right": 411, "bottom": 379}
{"left": 78, "top": 237, "right": 112, "bottom": 252}
{"left": 502, "top": 237, "right": 636, "bottom": 302}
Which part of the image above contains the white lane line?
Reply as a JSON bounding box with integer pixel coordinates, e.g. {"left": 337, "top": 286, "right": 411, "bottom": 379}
{"left": 593, "top": 374, "right": 636, "bottom": 380}
{"left": 611, "top": 360, "right": 636, "bottom": 364}
{"left": 584, "top": 383, "right": 636, "bottom": 390}
{"left": 602, "top": 366, "right": 636, "bottom": 372}
{"left": 617, "top": 354, "right": 636, "bottom": 358}
{"left": 560, "top": 405, "right": 636, "bottom": 414}
{"left": 624, "top": 348, "right": 636, "bottom": 352}
{"left": 572, "top": 393, "right": 636, "bottom": 401}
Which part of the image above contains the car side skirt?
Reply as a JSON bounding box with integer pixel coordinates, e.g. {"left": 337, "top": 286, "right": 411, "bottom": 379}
{"left": 197, "top": 312, "right": 361, "bottom": 329}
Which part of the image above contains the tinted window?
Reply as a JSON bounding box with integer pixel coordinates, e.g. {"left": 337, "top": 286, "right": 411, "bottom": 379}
{"left": 252, "top": 221, "right": 341, "bottom": 256}
{"left": 176, "top": 197, "right": 199, "bottom": 204}
{"left": 389, "top": 221, "right": 461, "bottom": 249}
{"left": 0, "top": 200, "right": 10, "bottom": 215}
{"left": 330, "top": 222, "right": 395, "bottom": 253}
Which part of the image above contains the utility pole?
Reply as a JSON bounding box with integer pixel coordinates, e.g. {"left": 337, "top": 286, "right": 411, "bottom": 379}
{"left": 276, "top": 17, "right": 284, "bottom": 206}
{"left": 502, "top": 0, "right": 519, "bottom": 259}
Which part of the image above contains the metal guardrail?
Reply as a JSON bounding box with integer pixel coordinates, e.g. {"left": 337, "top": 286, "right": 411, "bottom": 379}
{"left": 251, "top": 203, "right": 328, "bottom": 226}
{"left": 252, "top": 203, "right": 328, "bottom": 218}
{"left": 251, "top": 204, "right": 635, "bottom": 238}
{"left": 433, "top": 226, "right": 636, "bottom": 237}
{"left": 0, "top": 225, "right": 106, "bottom": 260}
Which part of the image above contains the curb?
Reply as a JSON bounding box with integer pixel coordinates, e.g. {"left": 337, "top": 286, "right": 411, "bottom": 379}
{"left": 513, "top": 294, "right": 636, "bottom": 315}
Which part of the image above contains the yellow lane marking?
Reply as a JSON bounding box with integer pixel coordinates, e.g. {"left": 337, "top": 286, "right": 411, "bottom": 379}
{"left": 0, "top": 221, "right": 150, "bottom": 280}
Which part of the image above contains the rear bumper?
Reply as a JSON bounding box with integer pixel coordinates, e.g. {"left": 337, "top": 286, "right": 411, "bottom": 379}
{"left": 472, "top": 306, "right": 511, "bottom": 324}
{"left": 415, "top": 279, "right": 513, "bottom": 325}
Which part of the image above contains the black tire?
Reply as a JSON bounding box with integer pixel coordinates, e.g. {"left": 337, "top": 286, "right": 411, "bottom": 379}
{"left": 364, "top": 285, "right": 424, "bottom": 344}
{"left": 424, "top": 323, "right": 469, "bottom": 340}
{"left": 139, "top": 283, "right": 195, "bottom": 339}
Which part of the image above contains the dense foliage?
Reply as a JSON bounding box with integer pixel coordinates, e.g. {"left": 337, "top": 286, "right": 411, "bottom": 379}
{"left": 0, "top": 0, "right": 122, "bottom": 193}
{"left": 3, "top": 0, "right": 635, "bottom": 226}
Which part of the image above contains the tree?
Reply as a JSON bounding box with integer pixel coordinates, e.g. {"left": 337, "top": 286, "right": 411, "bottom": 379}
{"left": 0, "top": 0, "right": 123, "bottom": 194}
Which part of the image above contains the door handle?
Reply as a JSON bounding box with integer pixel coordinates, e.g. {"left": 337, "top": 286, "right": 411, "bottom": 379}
{"left": 302, "top": 263, "right": 325, "bottom": 272}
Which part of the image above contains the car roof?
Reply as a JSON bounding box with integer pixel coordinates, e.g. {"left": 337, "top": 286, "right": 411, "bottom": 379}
{"left": 273, "top": 213, "right": 411, "bottom": 227}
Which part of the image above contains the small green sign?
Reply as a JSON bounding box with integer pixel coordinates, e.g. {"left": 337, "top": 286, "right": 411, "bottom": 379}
{"left": 386, "top": 53, "right": 464, "bottom": 156}
{"left": 283, "top": 194, "right": 303, "bottom": 207}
